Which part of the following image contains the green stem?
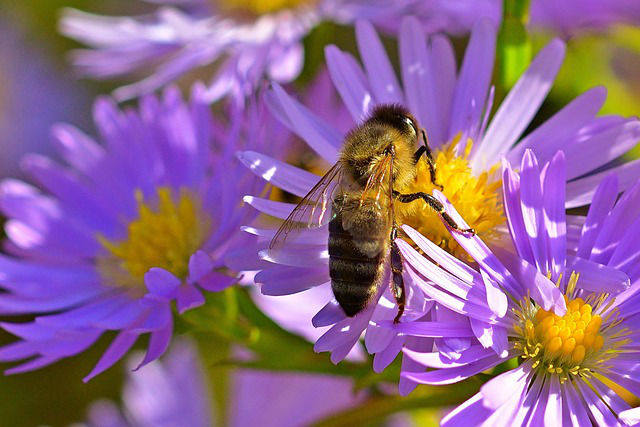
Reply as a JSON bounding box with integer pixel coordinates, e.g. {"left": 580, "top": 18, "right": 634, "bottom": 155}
{"left": 497, "top": 0, "right": 532, "bottom": 93}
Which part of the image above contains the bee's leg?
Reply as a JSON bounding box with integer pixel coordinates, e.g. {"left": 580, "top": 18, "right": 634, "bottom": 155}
{"left": 389, "top": 226, "right": 405, "bottom": 324}
{"left": 393, "top": 191, "right": 476, "bottom": 235}
{"left": 412, "top": 130, "right": 443, "bottom": 191}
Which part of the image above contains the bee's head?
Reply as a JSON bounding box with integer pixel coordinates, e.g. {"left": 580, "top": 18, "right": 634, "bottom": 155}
{"left": 368, "top": 104, "right": 419, "bottom": 141}
{"left": 340, "top": 104, "right": 422, "bottom": 188}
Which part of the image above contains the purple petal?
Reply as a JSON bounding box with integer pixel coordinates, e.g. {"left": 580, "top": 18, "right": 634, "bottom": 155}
{"left": 576, "top": 173, "right": 618, "bottom": 259}
{"left": 403, "top": 345, "right": 497, "bottom": 368}
{"left": 428, "top": 34, "right": 456, "bottom": 146}
{"left": 561, "top": 374, "right": 593, "bottom": 426}
{"left": 609, "top": 214, "right": 640, "bottom": 277}
{"left": 481, "top": 270, "right": 508, "bottom": 318}
{"left": 312, "top": 299, "right": 346, "bottom": 328}
{"left": 243, "top": 196, "right": 297, "bottom": 220}
{"left": 619, "top": 407, "right": 640, "bottom": 425}
{"left": 134, "top": 320, "right": 173, "bottom": 370}
{"left": 493, "top": 247, "right": 566, "bottom": 315}
{"left": 397, "top": 239, "right": 475, "bottom": 300}
{"left": 448, "top": 17, "right": 496, "bottom": 141}
{"left": 260, "top": 245, "right": 327, "bottom": 268}
{"left": 398, "top": 16, "right": 441, "bottom": 144}
{"left": 575, "top": 379, "right": 620, "bottom": 426}
{"left": 83, "top": 330, "right": 140, "bottom": 382}
{"left": 384, "top": 321, "right": 476, "bottom": 338}
{"left": 507, "top": 86, "right": 607, "bottom": 164}
{"left": 257, "top": 266, "right": 329, "bottom": 296}
{"left": 399, "top": 335, "right": 433, "bottom": 397}
{"left": 402, "top": 225, "right": 480, "bottom": 285}
{"left": 237, "top": 151, "right": 317, "bottom": 198}
{"left": 431, "top": 191, "right": 522, "bottom": 298}
{"left": 372, "top": 334, "right": 404, "bottom": 373}
{"left": 197, "top": 272, "right": 237, "bottom": 293}
{"left": 441, "top": 393, "right": 491, "bottom": 427}
{"left": 314, "top": 313, "right": 369, "bottom": 353}
{"left": 480, "top": 361, "right": 531, "bottom": 409}
{"left": 502, "top": 159, "right": 535, "bottom": 264}
{"left": 543, "top": 151, "right": 567, "bottom": 281}
{"left": 470, "top": 318, "right": 509, "bottom": 357}
{"left": 519, "top": 149, "right": 549, "bottom": 274}
{"left": 564, "top": 119, "right": 640, "bottom": 181}
{"left": 5, "top": 355, "right": 62, "bottom": 375}
{"left": 589, "top": 376, "right": 631, "bottom": 416}
{"left": 590, "top": 180, "right": 640, "bottom": 265}
{"left": 144, "top": 268, "right": 181, "bottom": 298}
{"left": 566, "top": 255, "right": 629, "bottom": 294}
{"left": 325, "top": 45, "right": 372, "bottom": 122}
{"left": 565, "top": 158, "right": 640, "bottom": 208}
{"left": 402, "top": 259, "right": 498, "bottom": 323}
{"left": 188, "top": 250, "right": 214, "bottom": 282}
{"left": 402, "top": 351, "right": 512, "bottom": 385}
{"left": 267, "top": 84, "right": 341, "bottom": 163}
{"left": 355, "top": 20, "right": 403, "bottom": 105}
{"left": 176, "top": 284, "right": 205, "bottom": 314}
{"left": 365, "top": 292, "right": 399, "bottom": 354}
{"left": 475, "top": 39, "right": 565, "bottom": 170}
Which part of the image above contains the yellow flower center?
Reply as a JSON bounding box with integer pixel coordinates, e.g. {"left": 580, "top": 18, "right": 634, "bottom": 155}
{"left": 514, "top": 273, "right": 629, "bottom": 383}
{"left": 395, "top": 137, "right": 504, "bottom": 259}
{"left": 219, "top": 0, "right": 313, "bottom": 16}
{"left": 97, "top": 187, "right": 209, "bottom": 289}
{"left": 527, "top": 296, "right": 604, "bottom": 368}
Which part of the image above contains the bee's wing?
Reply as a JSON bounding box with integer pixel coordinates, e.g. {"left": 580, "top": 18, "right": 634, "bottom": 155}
{"left": 359, "top": 153, "right": 393, "bottom": 208}
{"left": 270, "top": 163, "right": 345, "bottom": 249}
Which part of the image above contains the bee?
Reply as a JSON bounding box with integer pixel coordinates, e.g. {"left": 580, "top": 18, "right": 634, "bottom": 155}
{"left": 270, "top": 104, "right": 475, "bottom": 323}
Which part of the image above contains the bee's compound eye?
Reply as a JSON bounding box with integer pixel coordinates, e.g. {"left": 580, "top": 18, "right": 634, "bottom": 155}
{"left": 402, "top": 116, "right": 417, "bottom": 136}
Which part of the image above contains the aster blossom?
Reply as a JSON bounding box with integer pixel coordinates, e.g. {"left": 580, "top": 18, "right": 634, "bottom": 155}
{"left": 59, "top": 0, "right": 497, "bottom": 102}
{"left": 81, "top": 338, "right": 366, "bottom": 427}
{"left": 395, "top": 150, "right": 639, "bottom": 425}
{"left": 0, "top": 85, "right": 268, "bottom": 380}
{"left": 236, "top": 16, "right": 640, "bottom": 392}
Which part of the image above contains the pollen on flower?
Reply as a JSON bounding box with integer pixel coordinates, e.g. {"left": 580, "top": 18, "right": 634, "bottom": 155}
{"left": 220, "top": 0, "right": 314, "bottom": 15}
{"left": 514, "top": 272, "right": 629, "bottom": 383}
{"left": 395, "top": 137, "right": 504, "bottom": 259}
{"left": 97, "top": 187, "right": 209, "bottom": 289}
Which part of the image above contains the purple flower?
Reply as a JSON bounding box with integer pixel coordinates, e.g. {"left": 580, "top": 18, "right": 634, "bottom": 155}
{"left": 0, "top": 85, "right": 271, "bottom": 380}
{"left": 397, "top": 150, "right": 639, "bottom": 425}
{"left": 58, "top": 0, "right": 498, "bottom": 102}
{"left": 0, "top": 16, "right": 88, "bottom": 179}
{"left": 82, "top": 338, "right": 366, "bottom": 427}
{"left": 530, "top": 0, "right": 640, "bottom": 37}
{"left": 236, "top": 17, "right": 640, "bottom": 387}
{"left": 84, "top": 339, "right": 213, "bottom": 427}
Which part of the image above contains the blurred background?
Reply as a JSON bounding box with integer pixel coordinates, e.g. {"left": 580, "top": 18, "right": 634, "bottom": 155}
{"left": 0, "top": 1, "right": 638, "bottom": 425}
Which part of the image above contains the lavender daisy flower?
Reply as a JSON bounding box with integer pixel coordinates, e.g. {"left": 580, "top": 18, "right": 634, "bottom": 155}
{"left": 81, "top": 339, "right": 365, "bottom": 427}
{"left": 0, "top": 85, "right": 269, "bottom": 380}
{"left": 82, "top": 339, "right": 213, "bottom": 427}
{"left": 237, "top": 16, "right": 640, "bottom": 380}
{"left": 530, "top": 0, "right": 640, "bottom": 37}
{"left": 58, "top": 0, "right": 498, "bottom": 102}
{"left": 397, "top": 150, "right": 639, "bottom": 424}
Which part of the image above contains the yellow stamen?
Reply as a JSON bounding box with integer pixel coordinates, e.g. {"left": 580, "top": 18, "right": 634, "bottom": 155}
{"left": 395, "top": 137, "right": 504, "bottom": 259}
{"left": 512, "top": 272, "right": 633, "bottom": 381}
{"left": 97, "top": 187, "right": 209, "bottom": 290}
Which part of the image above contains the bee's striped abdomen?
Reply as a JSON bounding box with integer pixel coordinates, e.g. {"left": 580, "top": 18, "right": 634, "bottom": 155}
{"left": 328, "top": 208, "right": 387, "bottom": 317}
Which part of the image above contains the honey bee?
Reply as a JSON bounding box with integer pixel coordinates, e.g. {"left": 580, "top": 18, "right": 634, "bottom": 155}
{"left": 270, "top": 104, "right": 475, "bottom": 323}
